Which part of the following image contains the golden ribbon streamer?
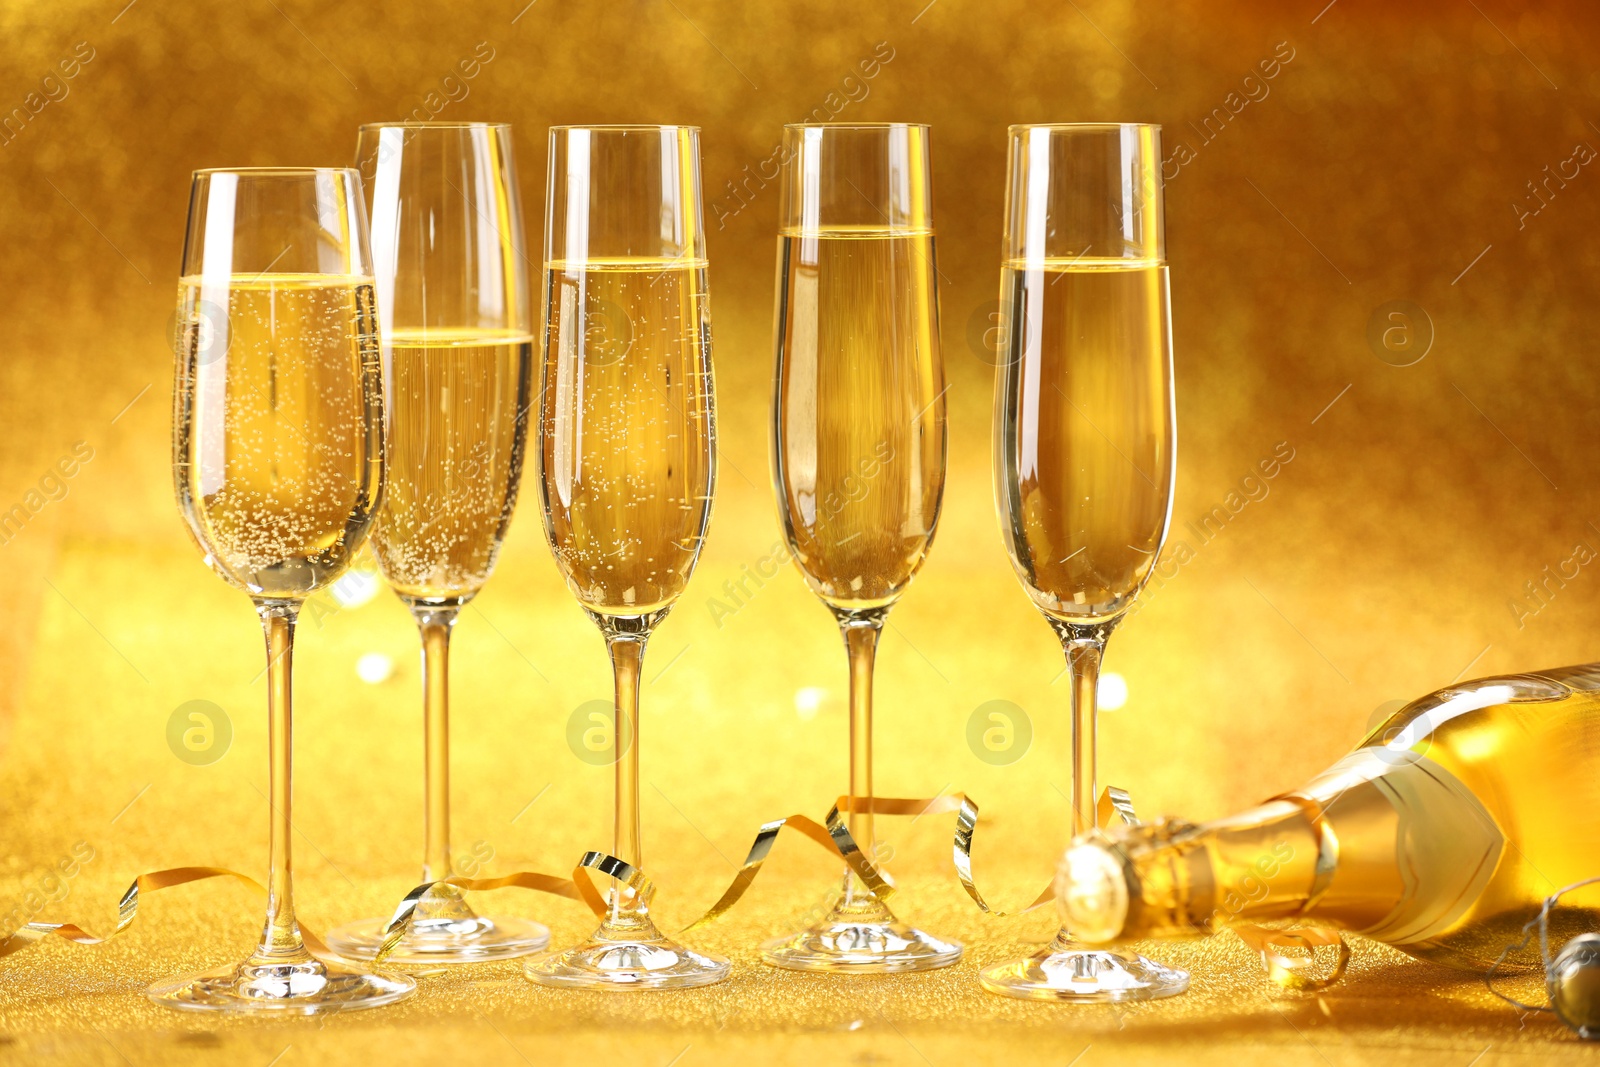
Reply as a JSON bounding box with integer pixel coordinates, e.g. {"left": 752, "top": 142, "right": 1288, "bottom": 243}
{"left": 374, "top": 790, "right": 1056, "bottom": 952}
{"left": 1092, "top": 786, "right": 1351, "bottom": 992}
{"left": 1270, "top": 792, "right": 1341, "bottom": 916}
{"left": 0, "top": 866, "right": 343, "bottom": 961}
{"left": 0, "top": 787, "right": 1090, "bottom": 968}
{"left": 1232, "top": 923, "right": 1352, "bottom": 991}
{"left": 0, "top": 862, "right": 604, "bottom": 971}
{"left": 1218, "top": 791, "right": 1350, "bottom": 991}
{"left": 1097, "top": 785, "right": 1141, "bottom": 828}
{"left": 685, "top": 795, "right": 932, "bottom": 930}
{"left": 571, "top": 851, "right": 655, "bottom": 917}
{"left": 1, "top": 784, "right": 1333, "bottom": 998}
{"left": 692, "top": 792, "right": 1054, "bottom": 929}
{"left": 371, "top": 863, "right": 603, "bottom": 966}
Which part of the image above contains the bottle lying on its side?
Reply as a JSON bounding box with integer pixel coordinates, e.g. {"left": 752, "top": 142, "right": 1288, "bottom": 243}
{"left": 1058, "top": 664, "right": 1600, "bottom": 974}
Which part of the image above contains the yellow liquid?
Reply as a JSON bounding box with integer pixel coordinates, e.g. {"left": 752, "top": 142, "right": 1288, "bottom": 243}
{"left": 1336, "top": 666, "right": 1600, "bottom": 970}
{"left": 1084, "top": 665, "right": 1600, "bottom": 973}
{"left": 994, "top": 259, "right": 1175, "bottom": 623}
{"left": 539, "top": 258, "right": 715, "bottom": 616}
{"left": 173, "top": 273, "right": 385, "bottom": 599}
{"left": 773, "top": 230, "right": 946, "bottom": 611}
{"left": 372, "top": 329, "right": 533, "bottom": 602}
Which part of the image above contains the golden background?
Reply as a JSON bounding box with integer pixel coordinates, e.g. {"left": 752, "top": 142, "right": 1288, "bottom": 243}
{"left": 1, "top": 0, "right": 1597, "bottom": 1062}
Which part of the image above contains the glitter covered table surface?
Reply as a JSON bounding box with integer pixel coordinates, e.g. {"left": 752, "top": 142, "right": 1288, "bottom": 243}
{"left": 0, "top": 542, "right": 1590, "bottom": 1066}
{"left": 8, "top": 0, "right": 1600, "bottom": 1061}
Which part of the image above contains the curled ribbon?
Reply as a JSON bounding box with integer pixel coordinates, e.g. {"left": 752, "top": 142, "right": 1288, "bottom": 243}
{"left": 372, "top": 791, "right": 1054, "bottom": 958}
{"left": 1232, "top": 923, "right": 1352, "bottom": 991}
{"left": 1097, "top": 786, "right": 1141, "bottom": 828}
{"left": 372, "top": 862, "right": 606, "bottom": 966}
{"left": 0, "top": 862, "right": 605, "bottom": 970}
{"left": 682, "top": 797, "right": 895, "bottom": 930}
{"left": 0, "top": 866, "right": 345, "bottom": 960}
{"left": 7, "top": 783, "right": 1274, "bottom": 988}
{"left": 692, "top": 792, "right": 1055, "bottom": 929}
{"left": 1095, "top": 787, "right": 1351, "bottom": 993}
{"left": 373, "top": 788, "right": 1059, "bottom": 955}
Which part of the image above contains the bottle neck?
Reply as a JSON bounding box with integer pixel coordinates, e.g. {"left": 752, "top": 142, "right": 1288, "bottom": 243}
{"left": 1072, "top": 747, "right": 1500, "bottom": 945}
{"left": 1087, "top": 799, "right": 1329, "bottom": 941}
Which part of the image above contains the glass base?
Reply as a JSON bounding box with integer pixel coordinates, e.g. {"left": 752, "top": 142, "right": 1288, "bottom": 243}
{"left": 327, "top": 914, "right": 551, "bottom": 966}
{"left": 979, "top": 936, "right": 1189, "bottom": 1002}
{"left": 147, "top": 956, "right": 415, "bottom": 1015}
{"left": 525, "top": 912, "right": 730, "bottom": 991}
{"left": 762, "top": 880, "right": 963, "bottom": 973}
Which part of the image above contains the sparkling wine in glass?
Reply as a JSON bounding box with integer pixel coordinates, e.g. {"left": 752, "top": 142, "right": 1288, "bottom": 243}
{"left": 980, "top": 123, "right": 1187, "bottom": 1002}
{"left": 526, "top": 125, "right": 729, "bottom": 990}
{"left": 158, "top": 167, "right": 413, "bottom": 1013}
{"left": 762, "top": 123, "right": 961, "bottom": 973}
{"left": 326, "top": 123, "right": 547, "bottom": 965}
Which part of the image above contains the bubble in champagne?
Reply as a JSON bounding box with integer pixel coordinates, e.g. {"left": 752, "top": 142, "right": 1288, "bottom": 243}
{"left": 585, "top": 298, "right": 634, "bottom": 367}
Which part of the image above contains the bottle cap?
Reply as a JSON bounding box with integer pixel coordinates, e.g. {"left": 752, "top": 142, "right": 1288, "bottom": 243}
{"left": 1549, "top": 933, "right": 1600, "bottom": 1039}
{"left": 1055, "top": 838, "right": 1128, "bottom": 943}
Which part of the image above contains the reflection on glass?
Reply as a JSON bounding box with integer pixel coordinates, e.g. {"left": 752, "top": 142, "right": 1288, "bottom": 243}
{"left": 526, "top": 125, "right": 728, "bottom": 991}
{"left": 764, "top": 123, "right": 961, "bottom": 974}
{"left": 327, "top": 123, "right": 547, "bottom": 966}
{"left": 980, "top": 123, "right": 1187, "bottom": 1003}
{"left": 157, "top": 167, "right": 412, "bottom": 1013}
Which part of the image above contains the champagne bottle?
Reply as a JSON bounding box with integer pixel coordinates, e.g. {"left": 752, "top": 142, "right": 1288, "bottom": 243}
{"left": 1059, "top": 665, "right": 1600, "bottom": 973}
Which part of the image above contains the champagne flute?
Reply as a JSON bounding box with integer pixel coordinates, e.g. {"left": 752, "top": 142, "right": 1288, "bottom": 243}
{"left": 763, "top": 123, "right": 961, "bottom": 973}
{"left": 326, "top": 123, "right": 546, "bottom": 965}
{"left": 979, "top": 123, "right": 1187, "bottom": 1002}
{"left": 158, "top": 168, "right": 413, "bottom": 1012}
{"left": 526, "top": 125, "right": 729, "bottom": 990}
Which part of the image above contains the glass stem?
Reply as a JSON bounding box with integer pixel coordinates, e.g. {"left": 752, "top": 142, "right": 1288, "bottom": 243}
{"left": 606, "top": 629, "right": 647, "bottom": 921}
{"left": 1048, "top": 622, "right": 1113, "bottom": 951}
{"left": 1051, "top": 618, "right": 1116, "bottom": 841}
{"left": 415, "top": 605, "right": 461, "bottom": 884}
{"left": 1064, "top": 635, "right": 1105, "bottom": 839}
{"left": 839, "top": 609, "right": 887, "bottom": 892}
{"left": 252, "top": 600, "right": 310, "bottom": 965}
